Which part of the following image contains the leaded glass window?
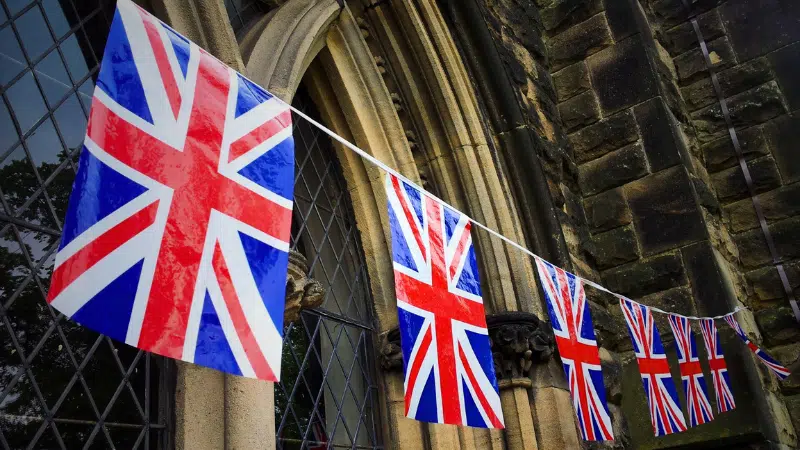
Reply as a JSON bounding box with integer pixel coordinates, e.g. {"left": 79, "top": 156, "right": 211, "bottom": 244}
{"left": 0, "top": 0, "right": 174, "bottom": 448}
{"left": 274, "top": 88, "right": 383, "bottom": 449}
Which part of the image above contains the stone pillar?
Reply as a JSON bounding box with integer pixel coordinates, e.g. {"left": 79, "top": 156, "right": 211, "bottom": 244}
{"left": 487, "top": 312, "right": 554, "bottom": 450}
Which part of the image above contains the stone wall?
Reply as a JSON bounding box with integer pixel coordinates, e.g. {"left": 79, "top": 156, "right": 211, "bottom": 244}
{"left": 453, "top": 0, "right": 800, "bottom": 447}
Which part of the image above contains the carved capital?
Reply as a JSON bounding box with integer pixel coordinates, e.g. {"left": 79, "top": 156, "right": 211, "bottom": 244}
{"left": 487, "top": 311, "right": 554, "bottom": 382}
{"left": 284, "top": 250, "right": 325, "bottom": 323}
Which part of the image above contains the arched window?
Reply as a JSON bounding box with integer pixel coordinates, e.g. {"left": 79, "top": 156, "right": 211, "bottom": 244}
{"left": 274, "top": 87, "right": 382, "bottom": 449}
{"left": 0, "top": 0, "right": 174, "bottom": 448}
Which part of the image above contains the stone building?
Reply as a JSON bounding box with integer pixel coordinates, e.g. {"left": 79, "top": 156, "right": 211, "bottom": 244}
{"left": 1, "top": 0, "right": 798, "bottom": 448}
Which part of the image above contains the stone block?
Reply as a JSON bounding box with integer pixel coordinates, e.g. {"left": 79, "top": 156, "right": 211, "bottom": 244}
{"left": 745, "top": 261, "right": 800, "bottom": 303}
{"left": 568, "top": 110, "right": 638, "bottom": 163}
{"left": 584, "top": 188, "right": 632, "bottom": 233}
{"left": 539, "top": 0, "right": 602, "bottom": 32}
{"left": 589, "top": 225, "right": 639, "bottom": 269}
{"left": 661, "top": 9, "right": 724, "bottom": 57}
{"left": 764, "top": 113, "right": 800, "bottom": 184}
{"left": 547, "top": 13, "right": 612, "bottom": 71}
{"left": 579, "top": 142, "right": 648, "bottom": 196}
{"left": 720, "top": 0, "right": 800, "bottom": 61}
{"left": 587, "top": 36, "right": 658, "bottom": 115}
{"left": 673, "top": 37, "right": 736, "bottom": 85}
{"left": 734, "top": 216, "right": 800, "bottom": 268}
{"left": 681, "top": 241, "right": 733, "bottom": 315}
{"left": 602, "top": 253, "right": 686, "bottom": 298}
{"left": 553, "top": 62, "right": 591, "bottom": 102}
{"left": 769, "top": 42, "right": 800, "bottom": 112}
{"left": 593, "top": 306, "right": 631, "bottom": 353}
{"left": 701, "top": 126, "right": 770, "bottom": 172}
{"left": 755, "top": 306, "right": 800, "bottom": 347}
{"left": 603, "top": 0, "right": 641, "bottom": 41}
{"left": 692, "top": 82, "right": 787, "bottom": 143}
{"left": 710, "top": 156, "right": 782, "bottom": 203}
{"left": 633, "top": 98, "right": 685, "bottom": 172}
{"left": 723, "top": 183, "right": 800, "bottom": 233}
{"left": 786, "top": 395, "right": 800, "bottom": 433}
{"left": 681, "top": 58, "right": 774, "bottom": 112}
{"left": 645, "top": 0, "right": 723, "bottom": 29}
{"left": 599, "top": 348, "right": 624, "bottom": 405}
{"left": 638, "top": 286, "right": 695, "bottom": 337}
{"left": 625, "top": 167, "right": 706, "bottom": 255}
{"left": 558, "top": 90, "right": 600, "bottom": 132}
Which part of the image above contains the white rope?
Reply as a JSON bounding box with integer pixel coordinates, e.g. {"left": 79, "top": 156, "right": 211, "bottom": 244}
{"left": 283, "top": 102, "right": 744, "bottom": 321}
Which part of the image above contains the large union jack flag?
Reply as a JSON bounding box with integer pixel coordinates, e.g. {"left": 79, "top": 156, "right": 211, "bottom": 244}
{"left": 667, "top": 315, "right": 714, "bottom": 428}
{"left": 386, "top": 174, "right": 503, "bottom": 428}
{"left": 724, "top": 315, "right": 791, "bottom": 380}
{"left": 46, "top": 0, "right": 293, "bottom": 381}
{"left": 534, "top": 259, "right": 613, "bottom": 441}
{"left": 699, "top": 319, "right": 736, "bottom": 413}
{"left": 619, "top": 299, "right": 686, "bottom": 436}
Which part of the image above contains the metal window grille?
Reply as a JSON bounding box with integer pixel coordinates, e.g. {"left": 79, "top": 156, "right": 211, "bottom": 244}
{"left": 0, "top": 0, "right": 174, "bottom": 448}
{"left": 224, "top": 0, "right": 268, "bottom": 36}
{"left": 275, "top": 88, "right": 383, "bottom": 450}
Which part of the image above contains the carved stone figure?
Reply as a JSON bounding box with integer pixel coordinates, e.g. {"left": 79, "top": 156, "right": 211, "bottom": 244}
{"left": 487, "top": 311, "right": 555, "bottom": 381}
{"left": 284, "top": 250, "right": 325, "bottom": 323}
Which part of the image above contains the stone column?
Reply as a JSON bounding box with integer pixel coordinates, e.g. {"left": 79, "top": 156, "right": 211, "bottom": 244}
{"left": 487, "top": 312, "right": 555, "bottom": 450}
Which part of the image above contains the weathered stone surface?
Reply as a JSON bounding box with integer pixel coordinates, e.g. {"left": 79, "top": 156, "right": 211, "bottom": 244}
{"left": 547, "top": 13, "right": 612, "bottom": 71}
{"left": 558, "top": 90, "right": 600, "bottom": 132}
{"left": 487, "top": 312, "right": 555, "bottom": 380}
{"left": 769, "top": 42, "right": 800, "bottom": 112}
{"left": 584, "top": 188, "right": 632, "bottom": 233}
{"left": 625, "top": 167, "right": 706, "bottom": 255}
{"left": 643, "top": 0, "right": 724, "bottom": 29}
{"left": 589, "top": 225, "right": 639, "bottom": 269}
{"left": 562, "top": 184, "right": 587, "bottom": 226}
{"left": 599, "top": 348, "right": 624, "bottom": 406}
{"left": 764, "top": 113, "right": 800, "bottom": 184}
{"left": 579, "top": 142, "right": 648, "bottom": 195}
{"left": 720, "top": 0, "right": 800, "bottom": 61}
{"left": 786, "top": 395, "right": 800, "bottom": 433}
{"left": 733, "top": 216, "right": 800, "bottom": 268}
{"left": 633, "top": 98, "right": 686, "bottom": 172}
{"left": 681, "top": 58, "right": 774, "bottom": 112}
{"left": 592, "top": 306, "right": 630, "bottom": 352}
{"left": 587, "top": 36, "right": 658, "bottom": 114}
{"left": 661, "top": 9, "right": 724, "bottom": 56}
{"left": 690, "top": 174, "right": 721, "bottom": 215}
{"left": 723, "top": 183, "right": 800, "bottom": 233}
{"left": 681, "top": 242, "right": 733, "bottom": 316}
{"left": 603, "top": 253, "right": 686, "bottom": 298}
{"left": 539, "top": 0, "right": 600, "bottom": 31}
{"left": 710, "top": 156, "right": 782, "bottom": 203}
{"left": 701, "top": 126, "right": 769, "bottom": 172}
{"left": 755, "top": 307, "right": 800, "bottom": 347}
{"left": 568, "top": 110, "right": 638, "bottom": 163}
{"left": 745, "top": 261, "right": 800, "bottom": 303}
{"left": 603, "top": 0, "right": 640, "bottom": 41}
{"left": 553, "top": 62, "right": 591, "bottom": 101}
{"left": 674, "top": 37, "right": 736, "bottom": 85}
{"left": 638, "top": 286, "right": 695, "bottom": 337}
{"left": 692, "top": 82, "right": 787, "bottom": 143}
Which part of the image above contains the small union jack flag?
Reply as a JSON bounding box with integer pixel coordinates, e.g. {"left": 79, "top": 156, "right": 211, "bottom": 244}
{"left": 699, "top": 319, "right": 736, "bottom": 413}
{"left": 619, "top": 299, "right": 686, "bottom": 436}
{"left": 724, "top": 315, "right": 791, "bottom": 380}
{"left": 47, "top": 0, "right": 293, "bottom": 380}
{"left": 535, "top": 259, "right": 613, "bottom": 441}
{"left": 386, "top": 174, "right": 504, "bottom": 428}
{"left": 667, "top": 315, "right": 714, "bottom": 428}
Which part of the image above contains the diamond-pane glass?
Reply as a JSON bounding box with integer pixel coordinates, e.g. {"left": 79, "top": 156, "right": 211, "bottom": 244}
{"left": 275, "top": 88, "right": 382, "bottom": 449}
{"left": 0, "top": 1, "right": 173, "bottom": 449}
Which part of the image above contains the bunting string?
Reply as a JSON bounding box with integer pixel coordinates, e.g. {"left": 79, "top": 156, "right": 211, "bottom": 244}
{"left": 280, "top": 96, "right": 746, "bottom": 322}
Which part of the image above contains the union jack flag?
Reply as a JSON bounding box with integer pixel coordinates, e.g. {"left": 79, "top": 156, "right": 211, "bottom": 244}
{"left": 699, "top": 319, "right": 736, "bottom": 413}
{"left": 535, "top": 259, "right": 613, "bottom": 441}
{"left": 386, "top": 174, "right": 503, "bottom": 428}
{"left": 667, "top": 315, "right": 714, "bottom": 428}
{"left": 46, "top": 0, "right": 293, "bottom": 381}
{"left": 724, "top": 315, "right": 791, "bottom": 380}
{"left": 619, "top": 299, "right": 686, "bottom": 436}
